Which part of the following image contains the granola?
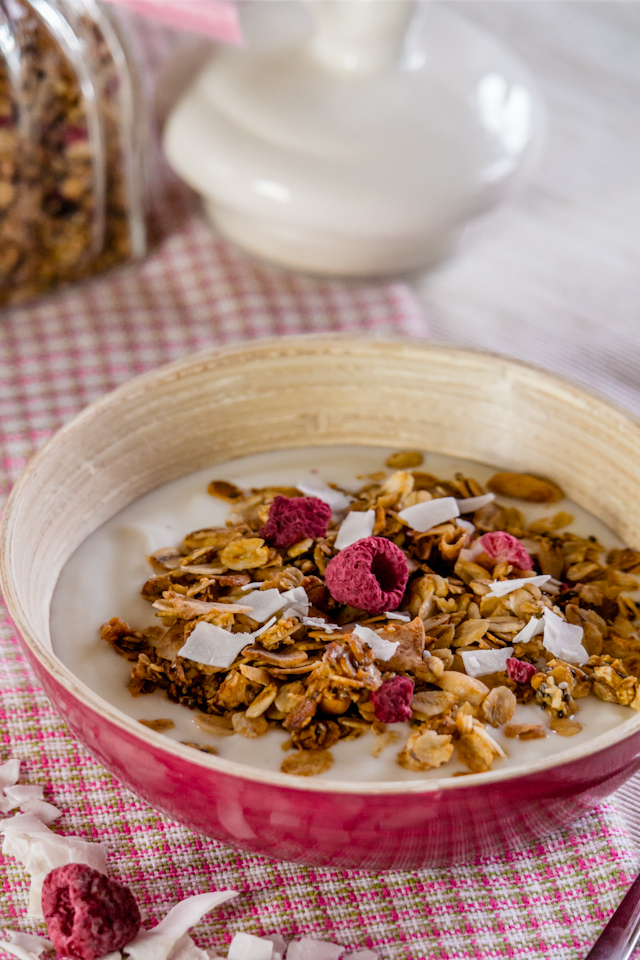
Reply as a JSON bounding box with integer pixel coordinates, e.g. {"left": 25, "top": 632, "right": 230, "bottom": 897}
{"left": 101, "top": 459, "right": 640, "bottom": 777}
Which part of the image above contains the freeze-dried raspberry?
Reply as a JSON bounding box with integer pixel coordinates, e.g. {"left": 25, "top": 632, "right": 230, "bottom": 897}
{"left": 370, "top": 676, "right": 414, "bottom": 723}
{"left": 506, "top": 658, "right": 537, "bottom": 684}
{"left": 259, "top": 495, "right": 332, "bottom": 547}
{"left": 42, "top": 863, "right": 141, "bottom": 960}
{"left": 324, "top": 536, "right": 408, "bottom": 614}
{"left": 477, "top": 531, "right": 533, "bottom": 570}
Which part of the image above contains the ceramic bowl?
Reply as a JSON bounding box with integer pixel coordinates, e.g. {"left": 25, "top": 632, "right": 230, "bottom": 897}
{"left": 3, "top": 336, "right": 640, "bottom": 870}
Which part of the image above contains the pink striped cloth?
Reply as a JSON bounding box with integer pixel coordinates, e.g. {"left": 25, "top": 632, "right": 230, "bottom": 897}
{"left": 0, "top": 15, "right": 638, "bottom": 960}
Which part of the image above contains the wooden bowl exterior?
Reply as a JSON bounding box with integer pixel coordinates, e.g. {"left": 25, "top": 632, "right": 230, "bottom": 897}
{"left": 3, "top": 335, "right": 640, "bottom": 868}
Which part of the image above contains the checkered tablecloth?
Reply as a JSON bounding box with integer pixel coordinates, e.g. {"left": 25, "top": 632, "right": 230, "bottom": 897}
{"left": 1, "top": 11, "right": 639, "bottom": 960}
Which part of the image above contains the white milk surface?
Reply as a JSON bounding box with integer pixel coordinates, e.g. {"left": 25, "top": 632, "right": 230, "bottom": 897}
{"left": 50, "top": 446, "right": 633, "bottom": 782}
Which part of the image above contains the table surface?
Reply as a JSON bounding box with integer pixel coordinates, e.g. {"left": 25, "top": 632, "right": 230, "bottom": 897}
{"left": 412, "top": 0, "right": 640, "bottom": 849}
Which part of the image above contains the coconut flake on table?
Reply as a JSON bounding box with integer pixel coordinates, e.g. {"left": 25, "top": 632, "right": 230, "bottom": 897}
{"left": 461, "top": 647, "right": 514, "bottom": 678}
{"left": 486, "top": 575, "right": 551, "bottom": 598}
{"left": 512, "top": 616, "right": 544, "bottom": 645}
{"left": 296, "top": 478, "right": 353, "bottom": 513}
{"left": 334, "top": 510, "right": 375, "bottom": 551}
{"left": 302, "top": 617, "right": 341, "bottom": 632}
{"left": 455, "top": 493, "right": 495, "bottom": 513}
{"left": 0, "top": 930, "right": 54, "bottom": 960}
{"left": 542, "top": 608, "right": 590, "bottom": 664}
{"left": 286, "top": 940, "right": 344, "bottom": 960}
{"left": 397, "top": 497, "right": 460, "bottom": 532}
{"left": 353, "top": 625, "right": 398, "bottom": 662}
{"left": 228, "top": 932, "right": 274, "bottom": 960}
{"left": 0, "top": 758, "right": 20, "bottom": 792}
{"left": 178, "top": 622, "right": 252, "bottom": 669}
{"left": 279, "top": 586, "right": 310, "bottom": 618}
{"left": 3, "top": 785, "right": 44, "bottom": 806}
{"left": 0, "top": 812, "right": 107, "bottom": 916}
{"left": 165, "top": 934, "right": 214, "bottom": 960}
{"left": 124, "top": 891, "right": 237, "bottom": 960}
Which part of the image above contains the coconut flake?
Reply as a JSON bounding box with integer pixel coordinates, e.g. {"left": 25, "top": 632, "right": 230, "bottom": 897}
{"left": 353, "top": 625, "right": 398, "bottom": 662}
{"left": 238, "top": 589, "right": 286, "bottom": 623}
{"left": 167, "top": 934, "right": 212, "bottom": 960}
{"left": 0, "top": 812, "right": 107, "bottom": 916}
{"left": 512, "top": 617, "right": 544, "bottom": 645}
{"left": 486, "top": 575, "right": 551, "bottom": 598}
{"left": 261, "top": 935, "right": 286, "bottom": 960}
{"left": 227, "top": 932, "right": 273, "bottom": 960}
{"left": 334, "top": 510, "right": 375, "bottom": 551}
{"left": 0, "top": 758, "right": 20, "bottom": 791}
{"left": 280, "top": 586, "right": 310, "bottom": 618}
{"left": 178, "top": 622, "right": 252, "bottom": 669}
{"left": 240, "top": 582, "right": 263, "bottom": 591}
{"left": 542, "top": 608, "right": 589, "bottom": 664}
{"left": 0, "top": 931, "right": 54, "bottom": 960}
{"left": 286, "top": 940, "right": 344, "bottom": 960}
{"left": 398, "top": 497, "right": 460, "bottom": 532}
{"left": 3, "top": 786, "right": 44, "bottom": 805}
{"left": 124, "top": 891, "right": 237, "bottom": 960}
{"left": 301, "top": 617, "right": 341, "bottom": 632}
{"left": 539, "top": 577, "right": 563, "bottom": 594}
{"left": 18, "top": 799, "right": 61, "bottom": 825}
{"left": 385, "top": 612, "right": 411, "bottom": 622}
{"left": 296, "top": 478, "right": 353, "bottom": 513}
{"left": 461, "top": 647, "right": 514, "bottom": 678}
{"left": 455, "top": 493, "right": 495, "bottom": 513}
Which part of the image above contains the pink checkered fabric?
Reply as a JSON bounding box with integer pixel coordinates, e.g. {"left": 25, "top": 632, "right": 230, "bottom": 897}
{"left": 0, "top": 15, "right": 638, "bottom": 960}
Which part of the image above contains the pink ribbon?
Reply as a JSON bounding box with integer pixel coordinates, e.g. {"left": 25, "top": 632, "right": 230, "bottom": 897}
{"left": 105, "top": 0, "right": 242, "bottom": 43}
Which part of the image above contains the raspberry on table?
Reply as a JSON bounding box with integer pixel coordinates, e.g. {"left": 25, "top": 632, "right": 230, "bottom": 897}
{"left": 42, "top": 863, "right": 141, "bottom": 960}
{"left": 477, "top": 531, "right": 533, "bottom": 570}
{"left": 259, "top": 495, "right": 332, "bottom": 547}
{"left": 370, "top": 676, "right": 414, "bottom": 723}
{"left": 506, "top": 657, "right": 537, "bottom": 684}
{"left": 324, "top": 536, "right": 409, "bottom": 614}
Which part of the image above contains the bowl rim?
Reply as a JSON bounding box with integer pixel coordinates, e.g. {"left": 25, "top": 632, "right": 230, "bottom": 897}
{"left": 3, "top": 333, "right": 640, "bottom": 796}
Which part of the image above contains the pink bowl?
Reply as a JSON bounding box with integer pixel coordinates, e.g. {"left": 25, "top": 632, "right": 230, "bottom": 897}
{"left": 3, "top": 336, "right": 640, "bottom": 870}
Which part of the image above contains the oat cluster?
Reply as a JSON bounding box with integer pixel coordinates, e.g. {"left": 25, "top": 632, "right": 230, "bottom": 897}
{"left": 102, "top": 454, "right": 640, "bottom": 777}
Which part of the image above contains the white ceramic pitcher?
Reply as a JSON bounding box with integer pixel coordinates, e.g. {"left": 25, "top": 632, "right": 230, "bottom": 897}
{"left": 164, "top": 0, "right": 544, "bottom": 277}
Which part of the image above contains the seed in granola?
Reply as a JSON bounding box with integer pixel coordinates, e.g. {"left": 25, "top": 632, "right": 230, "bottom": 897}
{"left": 138, "top": 718, "right": 175, "bottom": 732}
{"left": 324, "top": 536, "right": 408, "bottom": 613}
{"left": 260, "top": 495, "right": 332, "bottom": 547}
{"left": 207, "top": 480, "right": 245, "bottom": 502}
{"left": 370, "top": 676, "right": 414, "bottom": 723}
{"left": 487, "top": 472, "right": 564, "bottom": 503}
{"left": 386, "top": 451, "right": 424, "bottom": 469}
{"left": 281, "top": 749, "right": 334, "bottom": 776}
{"left": 504, "top": 723, "right": 546, "bottom": 740}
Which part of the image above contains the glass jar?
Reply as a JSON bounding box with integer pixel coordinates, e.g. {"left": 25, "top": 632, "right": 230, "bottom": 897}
{"left": 0, "top": 0, "right": 146, "bottom": 306}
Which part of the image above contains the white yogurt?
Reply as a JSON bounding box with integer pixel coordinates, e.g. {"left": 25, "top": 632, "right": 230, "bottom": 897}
{"left": 49, "top": 446, "right": 633, "bottom": 781}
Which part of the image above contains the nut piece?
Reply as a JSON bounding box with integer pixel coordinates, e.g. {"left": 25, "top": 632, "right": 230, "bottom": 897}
{"left": 487, "top": 472, "right": 564, "bottom": 503}
{"left": 281, "top": 749, "right": 334, "bottom": 776}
